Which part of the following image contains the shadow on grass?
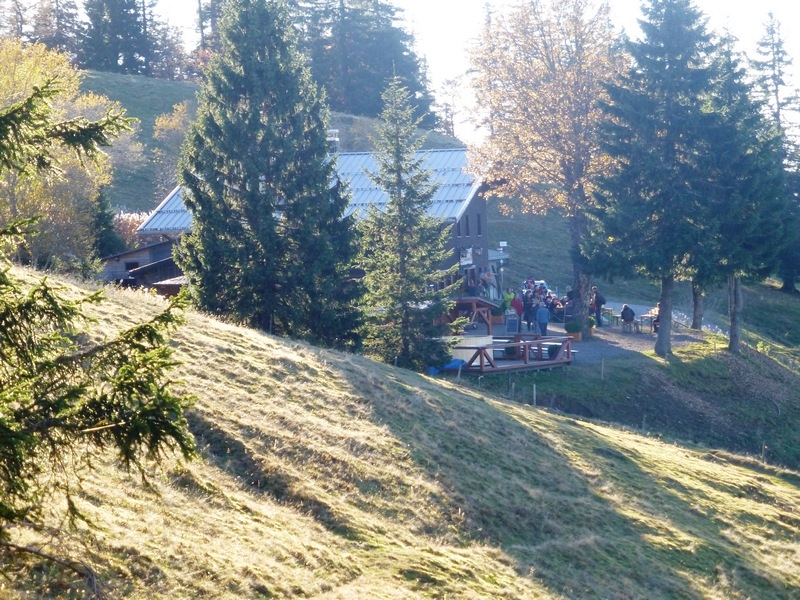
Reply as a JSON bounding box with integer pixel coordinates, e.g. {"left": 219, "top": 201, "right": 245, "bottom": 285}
{"left": 184, "top": 410, "right": 362, "bottom": 540}
{"left": 325, "top": 352, "right": 798, "bottom": 599}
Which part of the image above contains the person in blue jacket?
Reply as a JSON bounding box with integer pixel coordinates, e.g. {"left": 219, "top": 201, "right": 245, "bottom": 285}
{"left": 536, "top": 301, "right": 551, "bottom": 337}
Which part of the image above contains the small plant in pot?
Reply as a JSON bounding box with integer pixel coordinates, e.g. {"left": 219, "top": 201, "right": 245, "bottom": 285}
{"left": 586, "top": 316, "right": 596, "bottom": 336}
{"left": 564, "top": 320, "right": 583, "bottom": 340}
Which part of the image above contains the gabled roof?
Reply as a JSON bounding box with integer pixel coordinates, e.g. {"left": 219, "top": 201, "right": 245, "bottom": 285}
{"left": 337, "top": 148, "right": 481, "bottom": 221}
{"left": 138, "top": 186, "right": 192, "bottom": 236}
{"left": 137, "top": 148, "right": 481, "bottom": 236}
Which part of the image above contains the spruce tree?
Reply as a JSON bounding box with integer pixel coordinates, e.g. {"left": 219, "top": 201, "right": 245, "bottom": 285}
{"left": 0, "top": 77, "right": 195, "bottom": 576}
{"left": 589, "top": 0, "right": 717, "bottom": 357}
{"left": 693, "top": 38, "right": 786, "bottom": 352}
{"left": 750, "top": 14, "right": 800, "bottom": 294}
{"left": 177, "top": 0, "right": 359, "bottom": 348}
{"left": 294, "top": 0, "right": 436, "bottom": 127}
{"left": 80, "top": 0, "right": 149, "bottom": 74}
{"left": 30, "top": 0, "right": 82, "bottom": 60}
{"left": 92, "top": 186, "right": 126, "bottom": 258}
{"left": 358, "top": 77, "right": 457, "bottom": 370}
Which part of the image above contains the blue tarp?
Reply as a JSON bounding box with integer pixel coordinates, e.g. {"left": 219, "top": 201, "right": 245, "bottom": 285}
{"left": 443, "top": 358, "right": 467, "bottom": 370}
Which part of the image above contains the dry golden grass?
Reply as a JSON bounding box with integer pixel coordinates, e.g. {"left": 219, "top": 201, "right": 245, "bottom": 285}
{"left": 4, "top": 269, "right": 799, "bottom": 599}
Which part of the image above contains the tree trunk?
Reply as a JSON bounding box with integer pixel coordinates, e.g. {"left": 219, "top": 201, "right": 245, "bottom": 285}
{"left": 691, "top": 279, "right": 703, "bottom": 329}
{"left": 728, "top": 275, "right": 742, "bottom": 353}
{"left": 654, "top": 274, "right": 674, "bottom": 358}
{"left": 779, "top": 264, "right": 797, "bottom": 293}
{"left": 568, "top": 207, "right": 591, "bottom": 334}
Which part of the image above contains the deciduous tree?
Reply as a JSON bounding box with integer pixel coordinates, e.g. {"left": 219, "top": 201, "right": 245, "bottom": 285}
{"left": 151, "top": 101, "right": 195, "bottom": 203}
{"left": 470, "top": 0, "right": 622, "bottom": 332}
{"left": 0, "top": 40, "right": 135, "bottom": 273}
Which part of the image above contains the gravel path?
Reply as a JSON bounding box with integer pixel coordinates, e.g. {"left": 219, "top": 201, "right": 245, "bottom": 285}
{"left": 547, "top": 320, "right": 706, "bottom": 364}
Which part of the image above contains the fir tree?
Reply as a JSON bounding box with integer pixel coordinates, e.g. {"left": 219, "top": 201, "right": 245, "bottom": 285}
{"left": 30, "top": 0, "right": 82, "bottom": 61}
{"left": 750, "top": 13, "right": 800, "bottom": 294}
{"left": 693, "top": 38, "right": 786, "bottom": 352}
{"left": 92, "top": 186, "right": 126, "bottom": 257}
{"left": 0, "top": 76, "right": 195, "bottom": 577}
{"left": 588, "top": 0, "right": 718, "bottom": 357}
{"left": 294, "top": 0, "right": 436, "bottom": 128}
{"left": 358, "top": 77, "right": 457, "bottom": 370}
{"left": 80, "top": 0, "right": 150, "bottom": 74}
{"left": 177, "top": 0, "right": 360, "bottom": 348}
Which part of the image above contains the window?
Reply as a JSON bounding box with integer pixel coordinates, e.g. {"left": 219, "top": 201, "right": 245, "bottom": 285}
{"left": 465, "top": 215, "right": 470, "bottom": 236}
{"left": 124, "top": 261, "right": 139, "bottom": 271}
{"left": 477, "top": 214, "right": 482, "bottom": 236}
{"left": 455, "top": 220, "right": 461, "bottom": 237}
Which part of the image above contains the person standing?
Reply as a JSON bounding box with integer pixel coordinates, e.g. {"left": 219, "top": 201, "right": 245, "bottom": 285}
{"left": 523, "top": 290, "right": 537, "bottom": 332}
{"left": 652, "top": 302, "right": 661, "bottom": 333}
{"left": 592, "top": 286, "right": 606, "bottom": 327}
{"left": 536, "top": 301, "right": 551, "bottom": 337}
{"left": 511, "top": 292, "right": 524, "bottom": 317}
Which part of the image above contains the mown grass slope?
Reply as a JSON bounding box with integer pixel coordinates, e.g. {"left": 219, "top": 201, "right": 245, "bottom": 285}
{"left": 5, "top": 269, "right": 799, "bottom": 599}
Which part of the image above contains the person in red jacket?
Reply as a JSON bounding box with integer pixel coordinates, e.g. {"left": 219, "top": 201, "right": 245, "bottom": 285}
{"left": 510, "top": 292, "right": 523, "bottom": 317}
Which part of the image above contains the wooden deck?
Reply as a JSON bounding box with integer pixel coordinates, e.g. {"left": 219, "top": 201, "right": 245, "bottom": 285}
{"left": 444, "top": 334, "right": 575, "bottom": 374}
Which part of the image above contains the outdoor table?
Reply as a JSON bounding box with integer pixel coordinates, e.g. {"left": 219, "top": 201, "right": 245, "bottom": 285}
{"left": 601, "top": 307, "right": 620, "bottom": 326}
{"left": 639, "top": 312, "right": 657, "bottom": 333}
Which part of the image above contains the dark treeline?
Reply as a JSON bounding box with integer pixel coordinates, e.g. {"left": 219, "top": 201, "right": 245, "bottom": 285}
{"left": 0, "top": 0, "right": 436, "bottom": 126}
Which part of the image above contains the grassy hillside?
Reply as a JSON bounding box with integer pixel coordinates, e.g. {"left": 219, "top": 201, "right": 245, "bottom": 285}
{"left": 5, "top": 269, "right": 799, "bottom": 598}
{"left": 79, "top": 71, "right": 200, "bottom": 212}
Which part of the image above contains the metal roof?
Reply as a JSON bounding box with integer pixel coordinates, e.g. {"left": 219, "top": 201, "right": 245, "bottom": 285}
{"left": 138, "top": 186, "right": 193, "bottom": 235}
{"left": 338, "top": 148, "right": 481, "bottom": 221}
{"left": 138, "top": 148, "right": 480, "bottom": 236}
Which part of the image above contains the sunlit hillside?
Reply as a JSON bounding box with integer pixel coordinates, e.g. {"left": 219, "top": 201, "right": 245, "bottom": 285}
{"left": 5, "top": 268, "right": 799, "bottom": 599}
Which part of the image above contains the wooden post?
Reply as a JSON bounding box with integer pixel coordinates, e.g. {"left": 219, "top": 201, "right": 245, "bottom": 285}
{"left": 601, "top": 357, "right": 605, "bottom": 380}
{"left": 533, "top": 384, "right": 537, "bottom": 406}
{"left": 511, "top": 382, "right": 516, "bottom": 402}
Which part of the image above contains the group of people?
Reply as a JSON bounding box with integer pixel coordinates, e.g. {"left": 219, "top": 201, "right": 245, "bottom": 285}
{"left": 503, "top": 279, "right": 584, "bottom": 336}
{"left": 469, "top": 274, "right": 664, "bottom": 335}
{"left": 464, "top": 270, "right": 499, "bottom": 300}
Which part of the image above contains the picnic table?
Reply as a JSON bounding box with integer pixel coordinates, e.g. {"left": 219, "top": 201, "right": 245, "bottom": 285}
{"left": 638, "top": 311, "right": 658, "bottom": 333}
{"left": 602, "top": 307, "right": 621, "bottom": 326}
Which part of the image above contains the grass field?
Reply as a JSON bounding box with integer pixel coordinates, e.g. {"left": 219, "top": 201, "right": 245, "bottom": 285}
{"left": 3, "top": 268, "right": 799, "bottom": 598}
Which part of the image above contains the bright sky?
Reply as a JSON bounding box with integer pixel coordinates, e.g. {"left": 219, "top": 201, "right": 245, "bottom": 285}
{"left": 157, "top": 0, "right": 800, "bottom": 141}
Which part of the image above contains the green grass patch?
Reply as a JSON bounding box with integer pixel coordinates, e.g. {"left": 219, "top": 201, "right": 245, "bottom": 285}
{"left": 4, "top": 266, "right": 799, "bottom": 599}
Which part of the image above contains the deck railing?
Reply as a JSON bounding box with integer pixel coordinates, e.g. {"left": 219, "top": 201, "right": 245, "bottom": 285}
{"left": 446, "top": 335, "right": 574, "bottom": 374}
